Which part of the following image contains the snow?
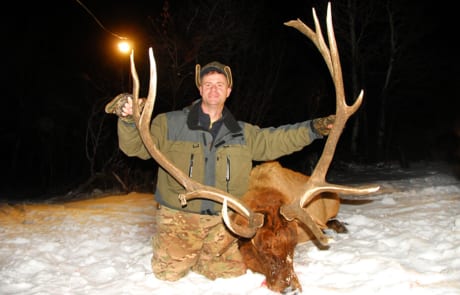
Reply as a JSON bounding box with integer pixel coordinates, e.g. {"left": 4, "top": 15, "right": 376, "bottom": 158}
{"left": 1, "top": 161, "right": 459, "bottom": 295}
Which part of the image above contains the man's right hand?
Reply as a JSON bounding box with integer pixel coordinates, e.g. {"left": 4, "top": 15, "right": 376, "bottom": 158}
{"left": 105, "top": 93, "right": 144, "bottom": 123}
{"left": 120, "top": 97, "right": 133, "bottom": 117}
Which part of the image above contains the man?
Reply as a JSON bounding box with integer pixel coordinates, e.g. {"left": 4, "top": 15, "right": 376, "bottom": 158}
{"left": 106, "top": 61, "right": 335, "bottom": 281}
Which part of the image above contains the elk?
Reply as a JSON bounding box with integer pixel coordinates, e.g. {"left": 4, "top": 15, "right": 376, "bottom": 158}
{"left": 130, "top": 3, "right": 379, "bottom": 293}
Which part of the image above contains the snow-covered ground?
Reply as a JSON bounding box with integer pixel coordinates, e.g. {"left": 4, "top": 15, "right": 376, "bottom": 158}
{"left": 1, "top": 161, "right": 459, "bottom": 294}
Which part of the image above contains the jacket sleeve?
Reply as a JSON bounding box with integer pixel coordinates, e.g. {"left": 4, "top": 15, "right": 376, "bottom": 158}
{"left": 245, "top": 120, "right": 323, "bottom": 161}
{"left": 117, "top": 114, "right": 166, "bottom": 160}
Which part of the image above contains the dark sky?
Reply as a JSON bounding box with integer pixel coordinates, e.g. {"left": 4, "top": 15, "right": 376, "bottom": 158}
{"left": 2, "top": 0, "right": 459, "bottom": 199}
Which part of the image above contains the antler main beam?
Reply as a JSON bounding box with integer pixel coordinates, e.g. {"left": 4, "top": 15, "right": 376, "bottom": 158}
{"left": 280, "top": 3, "right": 380, "bottom": 246}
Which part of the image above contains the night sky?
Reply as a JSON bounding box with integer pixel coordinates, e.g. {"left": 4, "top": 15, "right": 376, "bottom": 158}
{"left": 2, "top": 0, "right": 459, "bottom": 200}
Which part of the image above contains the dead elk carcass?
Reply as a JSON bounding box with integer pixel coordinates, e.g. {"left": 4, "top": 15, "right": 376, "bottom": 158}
{"left": 128, "top": 2, "right": 379, "bottom": 294}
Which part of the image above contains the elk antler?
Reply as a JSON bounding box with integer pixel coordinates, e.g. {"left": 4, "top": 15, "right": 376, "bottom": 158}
{"left": 280, "top": 3, "right": 380, "bottom": 246}
{"left": 129, "top": 48, "right": 263, "bottom": 238}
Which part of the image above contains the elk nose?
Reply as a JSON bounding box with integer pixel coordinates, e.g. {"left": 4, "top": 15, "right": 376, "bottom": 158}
{"left": 281, "top": 286, "right": 300, "bottom": 295}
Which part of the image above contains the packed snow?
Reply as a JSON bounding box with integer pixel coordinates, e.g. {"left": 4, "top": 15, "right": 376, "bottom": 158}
{"left": 1, "top": 161, "right": 459, "bottom": 294}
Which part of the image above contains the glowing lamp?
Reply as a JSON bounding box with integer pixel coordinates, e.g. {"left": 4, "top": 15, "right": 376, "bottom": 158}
{"left": 118, "top": 41, "right": 132, "bottom": 54}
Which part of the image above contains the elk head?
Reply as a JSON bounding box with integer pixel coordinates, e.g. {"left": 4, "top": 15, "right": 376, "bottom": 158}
{"left": 234, "top": 163, "right": 305, "bottom": 293}
{"left": 230, "top": 160, "right": 347, "bottom": 293}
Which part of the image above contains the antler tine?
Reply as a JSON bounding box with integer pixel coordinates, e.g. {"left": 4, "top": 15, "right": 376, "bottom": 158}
{"left": 312, "top": 7, "right": 332, "bottom": 74}
{"left": 281, "top": 3, "right": 379, "bottom": 246}
{"left": 129, "top": 48, "right": 264, "bottom": 238}
{"left": 130, "top": 50, "right": 141, "bottom": 123}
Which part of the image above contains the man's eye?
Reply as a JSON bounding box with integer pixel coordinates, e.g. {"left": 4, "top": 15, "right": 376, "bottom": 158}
{"left": 203, "top": 83, "right": 225, "bottom": 89}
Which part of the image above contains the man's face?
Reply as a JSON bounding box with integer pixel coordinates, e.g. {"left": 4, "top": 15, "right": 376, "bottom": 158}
{"left": 199, "top": 71, "right": 232, "bottom": 107}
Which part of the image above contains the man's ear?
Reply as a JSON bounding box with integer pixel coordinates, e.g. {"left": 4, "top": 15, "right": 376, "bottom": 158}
{"left": 226, "top": 87, "right": 232, "bottom": 98}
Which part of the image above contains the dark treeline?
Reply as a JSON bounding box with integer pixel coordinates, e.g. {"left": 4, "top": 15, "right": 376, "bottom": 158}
{"left": 2, "top": 0, "right": 458, "bottom": 200}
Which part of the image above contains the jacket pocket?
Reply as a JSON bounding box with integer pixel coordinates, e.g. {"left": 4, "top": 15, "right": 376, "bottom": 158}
{"left": 216, "top": 145, "right": 252, "bottom": 197}
{"left": 167, "top": 142, "right": 205, "bottom": 184}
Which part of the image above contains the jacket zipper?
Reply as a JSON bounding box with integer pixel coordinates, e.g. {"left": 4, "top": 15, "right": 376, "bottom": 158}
{"left": 202, "top": 133, "right": 208, "bottom": 149}
{"left": 188, "top": 154, "right": 194, "bottom": 177}
{"left": 226, "top": 155, "right": 231, "bottom": 192}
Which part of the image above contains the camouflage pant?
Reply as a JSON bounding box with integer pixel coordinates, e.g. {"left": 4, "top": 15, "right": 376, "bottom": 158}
{"left": 151, "top": 205, "right": 247, "bottom": 281}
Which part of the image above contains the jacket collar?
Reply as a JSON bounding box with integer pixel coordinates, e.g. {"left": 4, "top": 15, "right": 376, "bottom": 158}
{"left": 186, "top": 99, "right": 242, "bottom": 133}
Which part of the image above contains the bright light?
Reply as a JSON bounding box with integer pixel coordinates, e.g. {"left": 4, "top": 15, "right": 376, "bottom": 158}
{"left": 118, "top": 41, "right": 132, "bottom": 54}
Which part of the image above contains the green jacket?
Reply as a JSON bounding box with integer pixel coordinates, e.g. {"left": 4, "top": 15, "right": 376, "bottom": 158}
{"left": 118, "top": 100, "right": 322, "bottom": 215}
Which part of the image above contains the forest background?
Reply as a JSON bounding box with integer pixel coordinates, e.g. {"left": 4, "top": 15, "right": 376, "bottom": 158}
{"left": 2, "top": 0, "right": 459, "bottom": 200}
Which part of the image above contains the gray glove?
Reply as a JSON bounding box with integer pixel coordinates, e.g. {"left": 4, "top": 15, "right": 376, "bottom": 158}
{"left": 105, "top": 93, "right": 145, "bottom": 123}
{"left": 311, "top": 115, "right": 335, "bottom": 136}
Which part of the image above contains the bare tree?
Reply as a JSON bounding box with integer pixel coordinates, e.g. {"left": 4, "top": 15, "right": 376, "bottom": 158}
{"left": 377, "top": 1, "right": 434, "bottom": 164}
{"left": 85, "top": 96, "right": 114, "bottom": 176}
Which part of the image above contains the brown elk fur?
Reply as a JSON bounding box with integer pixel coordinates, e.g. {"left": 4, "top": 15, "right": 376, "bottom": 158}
{"left": 234, "top": 161, "right": 340, "bottom": 293}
